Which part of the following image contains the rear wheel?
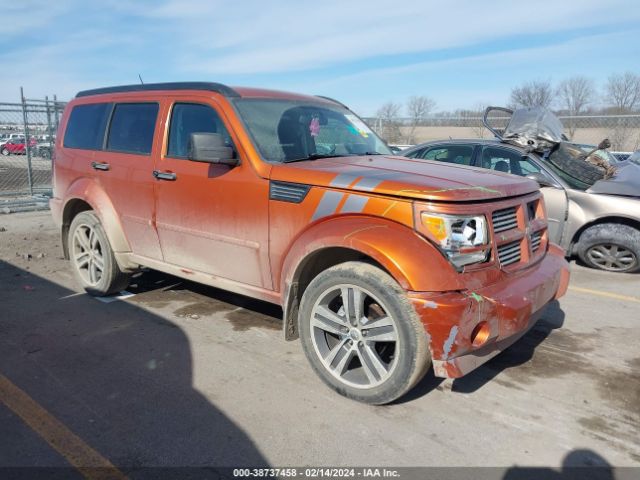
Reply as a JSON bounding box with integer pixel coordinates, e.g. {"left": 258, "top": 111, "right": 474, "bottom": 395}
{"left": 68, "top": 211, "right": 131, "bottom": 295}
{"left": 298, "top": 262, "right": 431, "bottom": 404}
{"left": 1, "top": 147, "right": 9, "bottom": 156}
{"left": 577, "top": 223, "right": 640, "bottom": 273}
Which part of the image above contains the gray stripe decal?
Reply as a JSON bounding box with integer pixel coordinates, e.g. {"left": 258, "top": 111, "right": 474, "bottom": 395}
{"left": 311, "top": 190, "right": 344, "bottom": 221}
{"left": 353, "top": 177, "right": 383, "bottom": 191}
{"left": 340, "top": 194, "right": 369, "bottom": 213}
{"left": 329, "top": 173, "right": 358, "bottom": 188}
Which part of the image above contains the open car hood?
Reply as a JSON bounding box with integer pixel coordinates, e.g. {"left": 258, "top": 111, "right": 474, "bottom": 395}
{"left": 588, "top": 161, "right": 640, "bottom": 197}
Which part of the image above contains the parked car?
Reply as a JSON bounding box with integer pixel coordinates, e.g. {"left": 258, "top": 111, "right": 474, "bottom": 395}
{"left": 402, "top": 133, "right": 640, "bottom": 273}
{"left": 51, "top": 82, "right": 569, "bottom": 404}
{"left": 1, "top": 137, "right": 37, "bottom": 156}
{"left": 34, "top": 142, "right": 52, "bottom": 158}
{"left": 1, "top": 132, "right": 26, "bottom": 142}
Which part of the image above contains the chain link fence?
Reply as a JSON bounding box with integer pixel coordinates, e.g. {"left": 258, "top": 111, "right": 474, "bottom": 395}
{"left": 366, "top": 114, "right": 640, "bottom": 156}
{"left": 0, "top": 89, "right": 66, "bottom": 212}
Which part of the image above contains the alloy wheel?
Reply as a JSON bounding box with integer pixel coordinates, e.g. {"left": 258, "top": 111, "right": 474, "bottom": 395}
{"left": 310, "top": 284, "right": 399, "bottom": 389}
{"left": 586, "top": 244, "right": 637, "bottom": 272}
{"left": 71, "top": 223, "right": 105, "bottom": 286}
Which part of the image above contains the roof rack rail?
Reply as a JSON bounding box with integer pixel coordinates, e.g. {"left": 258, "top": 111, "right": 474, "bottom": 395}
{"left": 76, "top": 82, "right": 240, "bottom": 98}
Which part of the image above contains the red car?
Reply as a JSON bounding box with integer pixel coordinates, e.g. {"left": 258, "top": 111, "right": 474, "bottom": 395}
{"left": 1, "top": 137, "right": 36, "bottom": 156}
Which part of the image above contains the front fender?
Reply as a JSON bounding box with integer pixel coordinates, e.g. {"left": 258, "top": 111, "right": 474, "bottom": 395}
{"left": 279, "top": 216, "right": 464, "bottom": 339}
{"left": 280, "top": 216, "right": 462, "bottom": 294}
{"left": 63, "top": 177, "right": 131, "bottom": 254}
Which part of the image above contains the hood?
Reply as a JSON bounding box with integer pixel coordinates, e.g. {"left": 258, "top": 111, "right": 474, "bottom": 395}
{"left": 588, "top": 160, "right": 640, "bottom": 197}
{"left": 270, "top": 155, "right": 538, "bottom": 202}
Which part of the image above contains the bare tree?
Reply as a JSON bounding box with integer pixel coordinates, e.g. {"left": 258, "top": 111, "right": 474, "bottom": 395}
{"left": 405, "top": 95, "right": 436, "bottom": 144}
{"left": 557, "top": 76, "right": 595, "bottom": 139}
{"left": 376, "top": 101, "right": 403, "bottom": 144}
{"left": 606, "top": 72, "right": 640, "bottom": 113}
{"left": 509, "top": 80, "right": 555, "bottom": 109}
{"left": 469, "top": 103, "right": 488, "bottom": 138}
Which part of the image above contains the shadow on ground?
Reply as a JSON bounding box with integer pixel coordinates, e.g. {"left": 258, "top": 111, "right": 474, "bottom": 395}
{"left": 503, "top": 448, "right": 614, "bottom": 480}
{"left": 0, "top": 260, "right": 269, "bottom": 476}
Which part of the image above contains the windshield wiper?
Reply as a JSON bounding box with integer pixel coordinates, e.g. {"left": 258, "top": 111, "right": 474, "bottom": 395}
{"left": 282, "top": 152, "right": 385, "bottom": 164}
{"left": 283, "top": 153, "right": 348, "bottom": 164}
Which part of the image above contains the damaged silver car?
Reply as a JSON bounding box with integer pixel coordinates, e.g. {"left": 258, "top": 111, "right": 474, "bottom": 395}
{"left": 401, "top": 107, "right": 640, "bottom": 273}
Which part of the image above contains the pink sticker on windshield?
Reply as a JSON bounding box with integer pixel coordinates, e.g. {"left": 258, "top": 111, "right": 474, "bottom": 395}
{"left": 309, "top": 117, "right": 320, "bottom": 137}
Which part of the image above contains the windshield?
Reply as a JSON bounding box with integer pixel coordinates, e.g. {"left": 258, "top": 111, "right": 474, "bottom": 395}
{"left": 233, "top": 99, "right": 391, "bottom": 162}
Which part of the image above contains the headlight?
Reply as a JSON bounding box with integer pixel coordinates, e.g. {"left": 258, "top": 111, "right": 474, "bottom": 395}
{"left": 418, "top": 213, "right": 490, "bottom": 268}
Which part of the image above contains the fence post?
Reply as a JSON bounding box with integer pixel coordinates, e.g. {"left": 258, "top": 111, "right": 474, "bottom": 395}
{"left": 20, "top": 87, "right": 34, "bottom": 196}
{"left": 53, "top": 94, "right": 60, "bottom": 132}
{"left": 45, "top": 96, "right": 54, "bottom": 159}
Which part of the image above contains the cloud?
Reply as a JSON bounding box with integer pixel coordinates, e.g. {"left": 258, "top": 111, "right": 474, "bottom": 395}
{"left": 0, "top": 1, "right": 70, "bottom": 37}
{"left": 300, "top": 29, "right": 640, "bottom": 113}
{"left": 153, "top": 0, "right": 640, "bottom": 74}
{"left": 0, "top": 0, "right": 638, "bottom": 106}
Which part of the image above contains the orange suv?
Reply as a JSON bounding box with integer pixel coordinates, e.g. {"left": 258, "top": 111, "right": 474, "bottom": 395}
{"left": 51, "top": 82, "right": 570, "bottom": 404}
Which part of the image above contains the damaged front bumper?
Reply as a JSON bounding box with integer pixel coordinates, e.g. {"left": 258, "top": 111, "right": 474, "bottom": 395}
{"left": 408, "top": 244, "right": 570, "bottom": 379}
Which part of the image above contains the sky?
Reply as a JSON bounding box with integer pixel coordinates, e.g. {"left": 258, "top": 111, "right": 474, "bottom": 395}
{"left": 1, "top": 0, "right": 639, "bottom": 116}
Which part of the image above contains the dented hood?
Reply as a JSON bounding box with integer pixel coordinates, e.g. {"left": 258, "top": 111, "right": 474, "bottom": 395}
{"left": 588, "top": 160, "right": 640, "bottom": 197}
{"left": 271, "top": 155, "right": 538, "bottom": 201}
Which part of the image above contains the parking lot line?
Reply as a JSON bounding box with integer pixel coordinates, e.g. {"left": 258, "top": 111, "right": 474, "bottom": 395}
{"left": 0, "top": 374, "right": 127, "bottom": 480}
{"left": 568, "top": 286, "right": 640, "bottom": 303}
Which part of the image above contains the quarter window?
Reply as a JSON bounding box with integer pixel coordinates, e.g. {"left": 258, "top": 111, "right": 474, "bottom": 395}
{"left": 106, "top": 103, "right": 158, "bottom": 155}
{"left": 419, "top": 145, "right": 474, "bottom": 165}
{"left": 481, "top": 146, "right": 542, "bottom": 176}
{"left": 63, "top": 103, "right": 112, "bottom": 150}
{"left": 167, "top": 103, "right": 234, "bottom": 158}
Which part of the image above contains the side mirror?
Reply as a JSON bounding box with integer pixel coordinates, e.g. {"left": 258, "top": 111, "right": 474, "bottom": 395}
{"left": 526, "top": 172, "right": 556, "bottom": 188}
{"left": 188, "top": 133, "right": 237, "bottom": 166}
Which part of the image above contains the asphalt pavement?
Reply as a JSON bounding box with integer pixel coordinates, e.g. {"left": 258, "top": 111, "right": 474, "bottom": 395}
{"left": 0, "top": 212, "right": 638, "bottom": 477}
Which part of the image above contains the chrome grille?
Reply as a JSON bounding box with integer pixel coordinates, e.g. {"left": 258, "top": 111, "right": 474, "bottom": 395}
{"left": 531, "top": 231, "right": 543, "bottom": 251}
{"left": 492, "top": 207, "right": 518, "bottom": 233}
{"left": 497, "top": 240, "right": 521, "bottom": 266}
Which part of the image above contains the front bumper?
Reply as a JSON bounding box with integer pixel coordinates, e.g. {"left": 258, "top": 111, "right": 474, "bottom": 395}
{"left": 409, "top": 244, "right": 570, "bottom": 378}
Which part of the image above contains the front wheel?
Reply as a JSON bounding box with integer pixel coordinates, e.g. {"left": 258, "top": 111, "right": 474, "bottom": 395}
{"left": 68, "top": 211, "right": 131, "bottom": 295}
{"left": 1, "top": 148, "right": 9, "bottom": 156}
{"left": 299, "top": 262, "right": 431, "bottom": 404}
{"left": 577, "top": 223, "right": 640, "bottom": 273}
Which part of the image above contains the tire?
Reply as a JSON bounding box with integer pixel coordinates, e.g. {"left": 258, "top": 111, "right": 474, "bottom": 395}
{"left": 547, "top": 143, "right": 605, "bottom": 185}
{"left": 577, "top": 223, "right": 640, "bottom": 273}
{"left": 298, "top": 261, "right": 431, "bottom": 404}
{"left": 1, "top": 148, "right": 9, "bottom": 156}
{"left": 68, "top": 211, "right": 131, "bottom": 295}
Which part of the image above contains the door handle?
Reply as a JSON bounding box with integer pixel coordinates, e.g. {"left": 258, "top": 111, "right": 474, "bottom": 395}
{"left": 91, "top": 162, "right": 110, "bottom": 171}
{"left": 153, "top": 170, "right": 177, "bottom": 181}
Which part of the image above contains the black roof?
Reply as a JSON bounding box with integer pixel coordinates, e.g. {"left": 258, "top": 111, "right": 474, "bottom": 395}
{"left": 76, "top": 82, "right": 240, "bottom": 98}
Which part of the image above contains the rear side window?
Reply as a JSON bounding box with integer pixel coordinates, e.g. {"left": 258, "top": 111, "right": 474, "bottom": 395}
{"left": 63, "top": 103, "right": 112, "bottom": 150}
{"left": 106, "top": 103, "right": 158, "bottom": 155}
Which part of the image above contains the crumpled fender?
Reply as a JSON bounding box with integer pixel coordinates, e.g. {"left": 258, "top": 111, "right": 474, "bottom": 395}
{"left": 62, "top": 177, "right": 131, "bottom": 254}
